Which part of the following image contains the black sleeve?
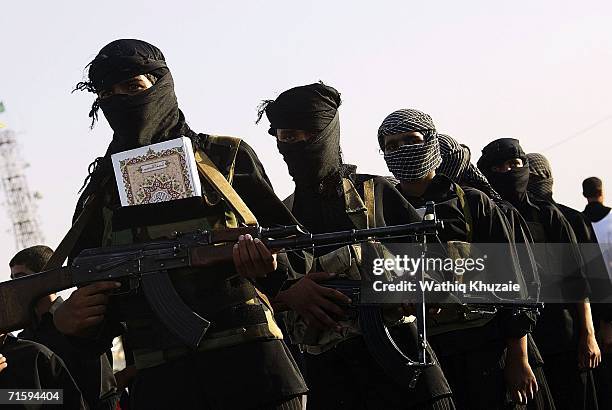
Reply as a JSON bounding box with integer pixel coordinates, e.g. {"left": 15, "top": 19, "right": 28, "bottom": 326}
{"left": 232, "top": 140, "right": 300, "bottom": 296}
{"left": 544, "top": 206, "right": 591, "bottom": 301}
{"left": 499, "top": 203, "right": 541, "bottom": 302}
{"left": 37, "top": 351, "right": 87, "bottom": 409}
{"left": 368, "top": 176, "right": 421, "bottom": 226}
{"left": 468, "top": 190, "right": 536, "bottom": 337}
{"left": 23, "top": 314, "right": 118, "bottom": 410}
{"left": 232, "top": 140, "right": 298, "bottom": 227}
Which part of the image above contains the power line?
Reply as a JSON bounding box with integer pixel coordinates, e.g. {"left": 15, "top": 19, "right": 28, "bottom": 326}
{"left": 541, "top": 113, "right": 612, "bottom": 152}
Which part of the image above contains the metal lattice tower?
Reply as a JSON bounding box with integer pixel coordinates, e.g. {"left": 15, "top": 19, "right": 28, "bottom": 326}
{"left": 0, "top": 125, "right": 44, "bottom": 250}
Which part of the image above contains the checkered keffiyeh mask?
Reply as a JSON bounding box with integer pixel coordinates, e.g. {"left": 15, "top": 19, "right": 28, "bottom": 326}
{"left": 526, "top": 152, "right": 554, "bottom": 201}
{"left": 379, "top": 109, "right": 442, "bottom": 182}
{"left": 437, "top": 134, "right": 502, "bottom": 200}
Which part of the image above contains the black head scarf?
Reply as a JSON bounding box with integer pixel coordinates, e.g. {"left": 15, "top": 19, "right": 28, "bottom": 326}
{"left": 75, "top": 39, "right": 196, "bottom": 194}
{"left": 526, "top": 152, "right": 554, "bottom": 202}
{"left": 477, "top": 138, "right": 530, "bottom": 202}
{"left": 261, "top": 83, "right": 343, "bottom": 187}
{"left": 437, "top": 133, "right": 501, "bottom": 200}
{"left": 377, "top": 109, "right": 442, "bottom": 182}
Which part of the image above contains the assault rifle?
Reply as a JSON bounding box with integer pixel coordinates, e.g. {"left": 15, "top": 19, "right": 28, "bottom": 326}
{"left": 0, "top": 203, "right": 442, "bottom": 358}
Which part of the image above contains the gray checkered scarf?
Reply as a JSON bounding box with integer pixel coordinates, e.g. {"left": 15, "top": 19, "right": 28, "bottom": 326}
{"left": 526, "top": 152, "right": 554, "bottom": 201}
{"left": 437, "top": 134, "right": 501, "bottom": 200}
{"left": 378, "top": 109, "right": 442, "bottom": 181}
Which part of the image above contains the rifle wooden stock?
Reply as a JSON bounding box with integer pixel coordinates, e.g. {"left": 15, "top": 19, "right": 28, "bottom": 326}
{"left": 189, "top": 243, "right": 235, "bottom": 268}
{"left": 0, "top": 267, "right": 73, "bottom": 332}
{"left": 208, "top": 227, "right": 259, "bottom": 244}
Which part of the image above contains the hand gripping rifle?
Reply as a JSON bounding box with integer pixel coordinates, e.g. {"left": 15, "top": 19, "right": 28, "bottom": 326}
{"left": 0, "top": 203, "right": 442, "bottom": 357}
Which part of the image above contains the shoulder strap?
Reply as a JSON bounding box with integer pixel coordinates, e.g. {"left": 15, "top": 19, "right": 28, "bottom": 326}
{"left": 454, "top": 184, "right": 474, "bottom": 242}
{"left": 342, "top": 177, "right": 369, "bottom": 229}
{"left": 194, "top": 149, "right": 258, "bottom": 227}
{"left": 201, "top": 135, "right": 241, "bottom": 184}
{"left": 283, "top": 193, "right": 295, "bottom": 212}
{"left": 363, "top": 178, "right": 376, "bottom": 229}
{"left": 43, "top": 177, "right": 110, "bottom": 270}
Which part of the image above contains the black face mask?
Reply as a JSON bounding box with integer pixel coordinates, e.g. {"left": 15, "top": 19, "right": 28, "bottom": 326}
{"left": 277, "top": 112, "right": 341, "bottom": 187}
{"left": 99, "top": 72, "right": 180, "bottom": 150}
{"left": 487, "top": 165, "right": 530, "bottom": 202}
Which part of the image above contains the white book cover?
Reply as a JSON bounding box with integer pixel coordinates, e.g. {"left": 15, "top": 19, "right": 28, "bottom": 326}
{"left": 111, "top": 137, "right": 201, "bottom": 206}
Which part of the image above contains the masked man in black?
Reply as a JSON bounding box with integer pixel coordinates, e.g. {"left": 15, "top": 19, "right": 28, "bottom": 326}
{"left": 436, "top": 135, "right": 555, "bottom": 410}
{"left": 478, "top": 139, "right": 600, "bottom": 410}
{"left": 53, "top": 39, "right": 307, "bottom": 410}
{"left": 526, "top": 153, "right": 612, "bottom": 304}
{"left": 260, "top": 83, "right": 455, "bottom": 409}
{"left": 527, "top": 152, "right": 612, "bottom": 409}
{"left": 378, "top": 109, "right": 538, "bottom": 410}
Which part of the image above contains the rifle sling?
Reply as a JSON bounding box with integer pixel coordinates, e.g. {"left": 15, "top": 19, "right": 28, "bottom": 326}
{"left": 194, "top": 149, "right": 258, "bottom": 227}
{"left": 43, "top": 177, "right": 110, "bottom": 270}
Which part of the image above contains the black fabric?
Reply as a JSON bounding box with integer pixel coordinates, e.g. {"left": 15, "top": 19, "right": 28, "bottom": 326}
{"left": 593, "top": 354, "right": 612, "bottom": 410}
{"left": 290, "top": 171, "right": 421, "bottom": 251}
{"left": 584, "top": 202, "right": 612, "bottom": 224}
{"left": 477, "top": 138, "right": 527, "bottom": 171}
{"left": 397, "top": 175, "right": 538, "bottom": 409}
{"left": 18, "top": 312, "right": 118, "bottom": 410}
{"left": 523, "top": 153, "right": 611, "bottom": 309}
{"left": 129, "top": 340, "right": 306, "bottom": 410}
{"left": 428, "top": 335, "right": 509, "bottom": 410}
{"left": 524, "top": 152, "right": 611, "bottom": 304}
{"left": 0, "top": 335, "right": 86, "bottom": 409}
{"left": 285, "top": 171, "right": 452, "bottom": 405}
{"left": 556, "top": 204, "right": 612, "bottom": 303}
{"left": 304, "top": 325, "right": 453, "bottom": 409}
{"left": 98, "top": 71, "right": 181, "bottom": 148}
{"left": 478, "top": 138, "right": 530, "bottom": 203}
{"left": 75, "top": 39, "right": 197, "bottom": 197}
{"left": 84, "top": 39, "right": 168, "bottom": 93}
{"left": 436, "top": 134, "right": 501, "bottom": 200}
{"left": 541, "top": 351, "right": 599, "bottom": 410}
{"left": 489, "top": 175, "right": 595, "bottom": 407}
{"left": 486, "top": 166, "right": 530, "bottom": 203}
{"left": 263, "top": 82, "right": 341, "bottom": 135}
{"left": 264, "top": 83, "right": 343, "bottom": 186}
{"left": 495, "top": 200, "right": 542, "bottom": 303}
{"left": 68, "top": 136, "right": 306, "bottom": 407}
{"left": 400, "top": 175, "right": 532, "bottom": 336}
{"left": 277, "top": 112, "right": 343, "bottom": 186}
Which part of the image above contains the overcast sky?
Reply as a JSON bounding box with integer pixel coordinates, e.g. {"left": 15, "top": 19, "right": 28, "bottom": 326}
{"left": 1, "top": 0, "right": 611, "bottom": 282}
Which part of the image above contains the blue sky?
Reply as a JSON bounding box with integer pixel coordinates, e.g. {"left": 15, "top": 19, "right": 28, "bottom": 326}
{"left": 1, "top": 0, "right": 611, "bottom": 280}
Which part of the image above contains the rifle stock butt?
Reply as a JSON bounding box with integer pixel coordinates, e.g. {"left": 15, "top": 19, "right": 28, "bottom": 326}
{"left": 0, "top": 267, "right": 73, "bottom": 332}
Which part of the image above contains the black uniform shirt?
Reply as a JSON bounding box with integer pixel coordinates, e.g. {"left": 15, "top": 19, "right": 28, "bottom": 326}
{"left": 399, "top": 175, "right": 534, "bottom": 347}
{"left": 512, "top": 195, "right": 590, "bottom": 354}
{"left": 66, "top": 138, "right": 307, "bottom": 409}
{"left": 18, "top": 306, "right": 118, "bottom": 410}
{"left": 0, "top": 335, "right": 86, "bottom": 410}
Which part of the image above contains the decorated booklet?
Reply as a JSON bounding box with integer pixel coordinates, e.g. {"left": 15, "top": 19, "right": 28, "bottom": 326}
{"left": 111, "top": 137, "right": 201, "bottom": 206}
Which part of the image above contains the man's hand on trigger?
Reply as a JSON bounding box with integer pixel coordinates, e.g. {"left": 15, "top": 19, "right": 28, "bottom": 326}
{"left": 53, "top": 281, "right": 121, "bottom": 337}
{"left": 276, "top": 272, "right": 351, "bottom": 332}
{"left": 233, "top": 234, "right": 277, "bottom": 278}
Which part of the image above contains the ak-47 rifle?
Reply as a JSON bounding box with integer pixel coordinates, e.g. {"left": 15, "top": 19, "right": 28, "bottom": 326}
{"left": 0, "top": 203, "right": 442, "bottom": 357}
